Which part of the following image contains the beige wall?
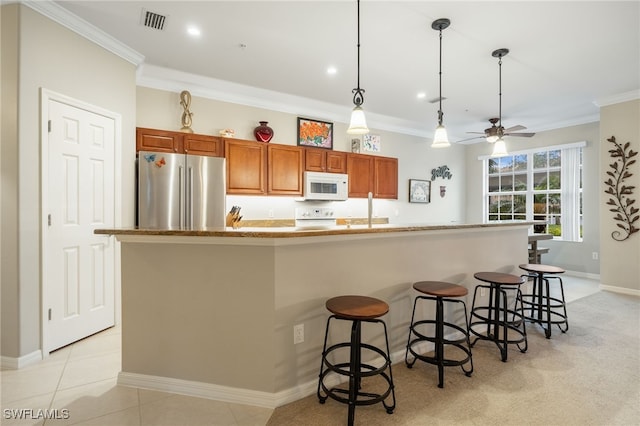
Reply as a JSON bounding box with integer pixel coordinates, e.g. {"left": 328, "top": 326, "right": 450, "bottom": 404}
{"left": 464, "top": 122, "right": 601, "bottom": 275}
{"left": 1, "top": 4, "right": 20, "bottom": 358}
{"left": 600, "top": 99, "right": 640, "bottom": 291}
{"left": 0, "top": 4, "right": 137, "bottom": 359}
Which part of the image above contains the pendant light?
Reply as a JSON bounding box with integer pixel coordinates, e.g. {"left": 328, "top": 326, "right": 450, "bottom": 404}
{"left": 347, "top": 0, "right": 369, "bottom": 134}
{"left": 491, "top": 48, "right": 509, "bottom": 157}
{"left": 431, "top": 18, "right": 450, "bottom": 148}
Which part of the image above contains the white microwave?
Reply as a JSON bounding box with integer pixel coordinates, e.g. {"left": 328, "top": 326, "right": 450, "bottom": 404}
{"left": 303, "top": 171, "right": 349, "bottom": 201}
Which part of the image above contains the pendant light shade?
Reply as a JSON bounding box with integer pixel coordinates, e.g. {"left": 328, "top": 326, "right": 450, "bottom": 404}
{"left": 347, "top": 0, "right": 369, "bottom": 135}
{"left": 432, "top": 124, "right": 450, "bottom": 148}
{"left": 492, "top": 138, "right": 508, "bottom": 157}
{"left": 348, "top": 106, "right": 369, "bottom": 134}
{"left": 430, "top": 18, "right": 450, "bottom": 148}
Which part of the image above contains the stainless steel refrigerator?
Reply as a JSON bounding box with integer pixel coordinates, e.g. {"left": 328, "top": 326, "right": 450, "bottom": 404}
{"left": 137, "top": 151, "right": 226, "bottom": 230}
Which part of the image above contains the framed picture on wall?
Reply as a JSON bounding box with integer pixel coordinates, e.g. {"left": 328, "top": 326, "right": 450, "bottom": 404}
{"left": 409, "top": 179, "right": 431, "bottom": 203}
{"left": 297, "top": 117, "right": 333, "bottom": 149}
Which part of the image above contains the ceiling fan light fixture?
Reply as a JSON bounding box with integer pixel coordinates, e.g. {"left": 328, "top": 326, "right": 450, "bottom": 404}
{"left": 486, "top": 134, "right": 499, "bottom": 143}
{"left": 431, "top": 18, "right": 451, "bottom": 148}
{"left": 491, "top": 138, "right": 508, "bottom": 157}
{"left": 347, "top": 105, "right": 369, "bottom": 134}
{"left": 347, "top": 0, "right": 369, "bottom": 135}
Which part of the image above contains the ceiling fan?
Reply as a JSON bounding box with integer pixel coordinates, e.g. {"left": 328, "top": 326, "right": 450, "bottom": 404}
{"left": 461, "top": 117, "right": 535, "bottom": 143}
{"left": 458, "top": 48, "right": 536, "bottom": 144}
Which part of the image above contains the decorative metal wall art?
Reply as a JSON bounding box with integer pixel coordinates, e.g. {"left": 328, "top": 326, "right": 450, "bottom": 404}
{"left": 179, "top": 90, "right": 194, "bottom": 133}
{"left": 604, "top": 135, "right": 638, "bottom": 241}
{"left": 431, "top": 165, "right": 452, "bottom": 181}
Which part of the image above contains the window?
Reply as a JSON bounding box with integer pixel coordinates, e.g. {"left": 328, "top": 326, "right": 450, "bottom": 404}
{"left": 483, "top": 142, "right": 584, "bottom": 241}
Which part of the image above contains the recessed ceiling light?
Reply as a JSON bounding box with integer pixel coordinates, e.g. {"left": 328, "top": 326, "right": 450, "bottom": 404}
{"left": 417, "top": 92, "right": 427, "bottom": 99}
{"left": 187, "top": 26, "right": 201, "bottom": 37}
{"left": 327, "top": 66, "right": 337, "bottom": 75}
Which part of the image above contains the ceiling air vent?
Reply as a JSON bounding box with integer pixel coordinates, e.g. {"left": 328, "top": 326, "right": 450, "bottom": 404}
{"left": 141, "top": 9, "right": 167, "bottom": 31}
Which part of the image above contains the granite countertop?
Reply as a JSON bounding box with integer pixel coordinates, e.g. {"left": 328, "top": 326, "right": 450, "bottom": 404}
{"left": 95, "top": 221, "right": 536, "bottom": 239}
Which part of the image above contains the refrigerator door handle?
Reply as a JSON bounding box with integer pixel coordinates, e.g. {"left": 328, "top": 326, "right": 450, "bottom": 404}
{"left": 188, "top": 166, "right": 194, "bottom": 229}
{"left": 179, "top": 165, "right": 185, "bottom": 229}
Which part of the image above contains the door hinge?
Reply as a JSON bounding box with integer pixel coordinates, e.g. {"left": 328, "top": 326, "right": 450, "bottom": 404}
{"left": 48, "top": 308, "right": 52, "bottom": 321}
{"left": 48, "top": 214, "right": 52, "bottom": 226}
{"left": 48, "top": 120, "right": 52, "bottom": 133}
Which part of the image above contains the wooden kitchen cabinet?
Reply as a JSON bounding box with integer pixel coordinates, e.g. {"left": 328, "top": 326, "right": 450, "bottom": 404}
{"left": 136, "top": 127, "right": 223, "bottom": 157}
{"left": 268, "top": 144, "right": 304, "bottom": 195}
{"left": 373, "top": 156, "right": 398, "bottom": 199}
{"left": 224, "top": 139, "right": 267, "bottom": 195}
{"left": 347, "top": 153, "right": 398, "bottom": 199}
{"left": 225, "top": 139, "right": 304, "bottom": 196}
{"left": 304, "top": 148, "right": 347, "bottom": 173}
{"left": 184, "top": 134, "right": 224, "bottom": 157}
{"left": 136, "top": 127, "right": 183, "bottom": 153}
{"left": 347, "top": 153, "right": 374, "bottom": 198}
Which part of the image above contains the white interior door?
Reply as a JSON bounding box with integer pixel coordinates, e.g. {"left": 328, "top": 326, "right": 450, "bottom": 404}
{"left": 46, "top": 99, "right": 115, "bottom": 351}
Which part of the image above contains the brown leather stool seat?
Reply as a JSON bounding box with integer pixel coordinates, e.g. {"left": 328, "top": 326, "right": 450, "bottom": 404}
{"left": 469, "top": 272, "right": 528, "bottom": 362}
{"left": 317, "top": 295, "right": 396, "bottom": 426}
{"left": 518, "top": 263, "right": 568, "bottom": 338}
{"left": 405, "top": 281, "right": 473, "bottom": 388}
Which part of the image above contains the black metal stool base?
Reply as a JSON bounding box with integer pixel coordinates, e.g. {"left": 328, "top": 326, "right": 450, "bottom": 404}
{"left": 317, "top": 315, "right": 396, "bottom": 425}
{"left": 520, "top": 274, "right": 569, "bottom": 338}
{"left": 405, "top": 295, "right": 473, "bottom": 388}
{"left": 469, "top": 283, "right": 528, "bottom": 362}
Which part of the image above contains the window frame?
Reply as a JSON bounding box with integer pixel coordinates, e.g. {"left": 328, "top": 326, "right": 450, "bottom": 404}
{"left": 480, "top": 141, "right": 585, "bottom": 242}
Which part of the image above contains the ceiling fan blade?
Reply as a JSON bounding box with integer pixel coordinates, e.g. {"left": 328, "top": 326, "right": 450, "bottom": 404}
{"left": 504, "top": 125, "right": 526, "bottom": 132}
{"left": 504, "top": 132, "right": 536, "bottom": 137}
{"left": 456, "top": 136, "right": 484, "bottom": 143}
{"left": 466, "top": 131, "right": 486, "bottom": 135}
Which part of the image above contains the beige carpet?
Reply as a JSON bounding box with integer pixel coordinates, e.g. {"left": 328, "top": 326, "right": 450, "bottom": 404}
{"left": 267, "top": 291, "right": 640, "bottom": 425}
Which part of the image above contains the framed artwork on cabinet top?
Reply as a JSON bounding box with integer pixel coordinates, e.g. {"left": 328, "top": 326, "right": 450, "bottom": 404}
{"left": 297, "top": 117, "right": 333, "bottom": 149}
{"left": 409, "top": 179, "right": 431, "bottom": 203}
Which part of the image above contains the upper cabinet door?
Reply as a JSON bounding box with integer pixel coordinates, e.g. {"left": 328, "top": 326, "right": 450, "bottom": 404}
{"left": 225, "top": 139, "right": 267, "bottom": 195}
{"left": 268, "top": 144, "right": 304, "bottom": 195}
{"left": 304, "top": 148, "right": 326, "bottom": 172}
{"left": 347, "top": 154, "right": 374, "bottom": 198}
{"left": 325, "top": 151, "right": 347, "bottom": 174}
{"left": 136, "top": 127, "right": 183, "bottom": 153}
{"left": 374, "top": 157, "right": 398, "bottom": 199}
{"left": 184, "top": 134, "right": 224, "bottom": 157}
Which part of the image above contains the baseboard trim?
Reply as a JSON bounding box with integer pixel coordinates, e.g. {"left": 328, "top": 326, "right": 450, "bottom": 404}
{"left": 600, "top": 285, "right": 640, "bottom": 297}
{"left": 117, "top": 343, "right": 422, "bottom": 409}
{"left": 1, "top": 350, "right": 42, "bottom": 370}
{"left": 564, "top": 270, "right": 600, "bottom": 280}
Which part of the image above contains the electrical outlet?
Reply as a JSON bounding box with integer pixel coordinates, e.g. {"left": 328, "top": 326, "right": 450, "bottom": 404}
{"left": 268, "top": 209, "right": 274, "bottom": 218}
{"left": 293, "top": 324, "right": 304, "bottom": 344}
{"left": 592, "top": 251, "right": 599, "bottom": 260}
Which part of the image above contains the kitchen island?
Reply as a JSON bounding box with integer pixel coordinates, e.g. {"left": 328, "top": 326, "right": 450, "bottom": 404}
{"left": 97, "top": 222, "right": 532, "bottom": 408}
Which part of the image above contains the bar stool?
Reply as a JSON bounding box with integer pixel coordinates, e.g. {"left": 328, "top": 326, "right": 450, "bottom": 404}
{"left": 518, "top": 263, "right": 568, "bottom": 339}
{"left": 469, "top": 272, "right": 527, "bottom": 362}
{"left": 317, "top": 295, "right": 396, "bottom": 426}
{"left": 405, "top": 281, "right": 473, "bottom": 388}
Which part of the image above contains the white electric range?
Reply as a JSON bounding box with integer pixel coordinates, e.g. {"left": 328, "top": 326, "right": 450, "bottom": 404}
{"left": 294, "top": 207, "right": 337, "bottom": 230}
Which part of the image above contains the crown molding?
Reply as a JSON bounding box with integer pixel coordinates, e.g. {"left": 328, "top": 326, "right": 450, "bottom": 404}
{"left": 136, "top": 64, "right": 430, "bottom": 138}
{"left": 595, "top": 90, "right": 640, "bottom": 107}
{"left": 21, "top": 0, "right": 144, "bottom": 66}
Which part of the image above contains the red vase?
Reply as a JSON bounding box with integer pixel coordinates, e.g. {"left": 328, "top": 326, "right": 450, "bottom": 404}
{"left": 254, "top": 121, "right": 274, "bottom": 143}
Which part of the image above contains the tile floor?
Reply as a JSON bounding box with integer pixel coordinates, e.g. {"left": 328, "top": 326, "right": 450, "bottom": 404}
{"left": 1, "top": 274, "right": 600, "bottom": 426}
